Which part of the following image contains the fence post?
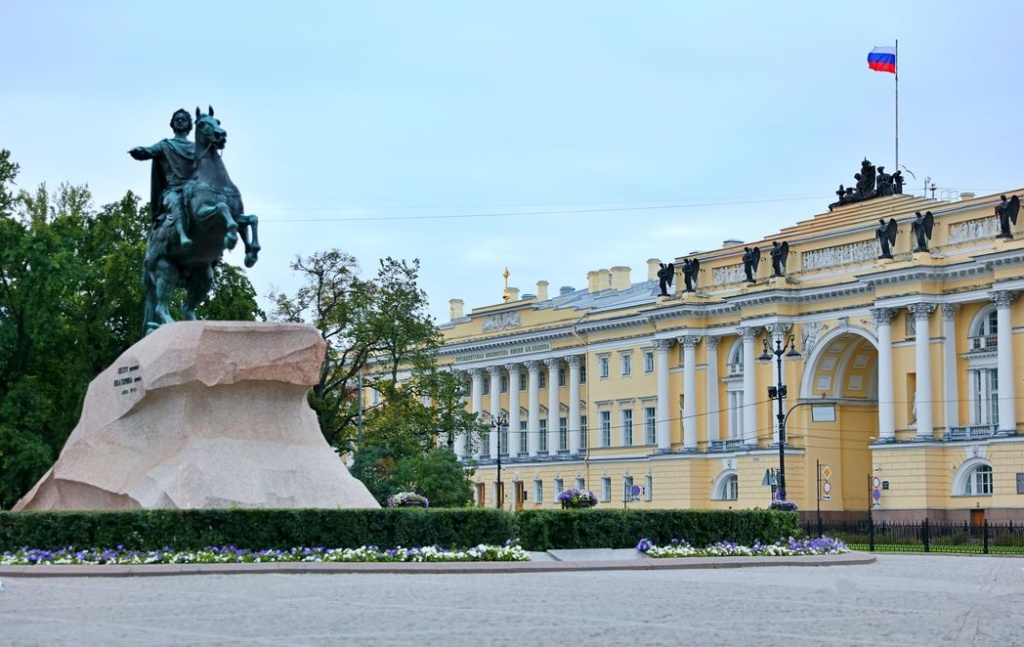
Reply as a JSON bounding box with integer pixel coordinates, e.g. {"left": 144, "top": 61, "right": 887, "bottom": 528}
{"left": 869, "top": 517, "right": 875, "bottom": 552}
{"left": 984, "top": 519, "right": 989, "bottom": 555}
{"left": 923, "top": 518, "right": 930, "bottom": 553}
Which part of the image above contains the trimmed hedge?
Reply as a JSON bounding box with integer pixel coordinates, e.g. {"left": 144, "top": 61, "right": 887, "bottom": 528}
{"left": 0, "top": 508, "right": 798, "bottom": 552}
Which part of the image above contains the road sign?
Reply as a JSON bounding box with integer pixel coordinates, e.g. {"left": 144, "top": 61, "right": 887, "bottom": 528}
{"left": 873, "top": 476, "right": 881, "bottom": 489}
{"left": 821, "top": 465, "right": 832, "bottom": 480}
{"left": 822, "top": 481, "right": 832, "bottom": 501}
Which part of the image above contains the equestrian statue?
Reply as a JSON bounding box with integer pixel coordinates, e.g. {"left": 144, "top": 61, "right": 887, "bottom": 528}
{"left": 130, "top": 107, "right": 260, "bottom": 335}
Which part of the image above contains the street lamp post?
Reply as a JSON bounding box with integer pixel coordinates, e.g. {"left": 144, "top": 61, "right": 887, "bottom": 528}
{"left": 759, "top": 333, "right": 801, "bottom": 501}
{"left": 491, "top": 414, "right": 508, "bottom": 509}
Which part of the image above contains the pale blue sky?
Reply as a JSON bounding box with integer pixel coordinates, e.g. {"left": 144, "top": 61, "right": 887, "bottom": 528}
{"left": 4, "top": 1, "right": 1023, "bottom": 322}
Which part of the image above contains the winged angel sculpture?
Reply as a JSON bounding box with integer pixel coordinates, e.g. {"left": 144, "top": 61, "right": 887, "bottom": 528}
{"left": 770, "top": 241, "right": 789, "bottom": 277}
{"left": 911, "top": 211, "right": 934, "bottom": 253}
{"left": 682, "top": 257, "right": 700, "bottom": 292}
{"left": 743, "top": 246, "right": 761, "bottom": 283}
{"left": 876, "top": 218, "right": 898, "bottom": 259}
{"left": 996, "top": 195, "right": 1021, "bottom": 240}
{"left": 657, "top": 262, "right": 675, "bottom": 296}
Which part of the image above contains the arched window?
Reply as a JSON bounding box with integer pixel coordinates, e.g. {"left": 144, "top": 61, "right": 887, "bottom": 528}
{"left": 966, "top": 307, "right": 999, "bottom": 430}
{"left": 954, "top": 461, "right": 993, "bottom": 496}
{"left": 723, "top": 340, "right": 745, "bottom": 440}
{"left": 712, "top": 471, "right": 739, "bottom": 500}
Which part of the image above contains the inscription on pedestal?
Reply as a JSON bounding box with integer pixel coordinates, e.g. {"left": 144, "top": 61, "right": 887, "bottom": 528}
{"left": 113, "top": 364, "right": 141, "bottom": 396}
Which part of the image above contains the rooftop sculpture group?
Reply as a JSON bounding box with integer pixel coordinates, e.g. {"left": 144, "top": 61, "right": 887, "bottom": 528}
{"left": 130, "top": 107, "right": 260, "bottom": 335}
{"left": 829, "top": 158, "right": 904, "bottom": 211}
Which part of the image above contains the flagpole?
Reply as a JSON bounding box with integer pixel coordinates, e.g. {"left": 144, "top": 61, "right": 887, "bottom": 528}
{"left": 894, "top": 39, "right": 899, "bottom": 173}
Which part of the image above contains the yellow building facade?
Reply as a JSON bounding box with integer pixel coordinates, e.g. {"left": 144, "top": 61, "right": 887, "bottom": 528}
{"left": 437, "top": 185, "right": 1024, "bottom": 523}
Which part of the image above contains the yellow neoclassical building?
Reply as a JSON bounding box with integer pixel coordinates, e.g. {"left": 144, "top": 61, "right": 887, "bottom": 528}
{"left": 436, "top": 175, "right": 1024, "bottom": 523}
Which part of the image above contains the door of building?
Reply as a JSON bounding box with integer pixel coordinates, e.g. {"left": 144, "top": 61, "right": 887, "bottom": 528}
{"left": 514, "top": 481, "right": 525, "bottom": 511}
{"left": 970, "top": 508, "right": 985, "bottom": 527}
{"left": 475, "top": 483, "right": 485, "bottom": 508}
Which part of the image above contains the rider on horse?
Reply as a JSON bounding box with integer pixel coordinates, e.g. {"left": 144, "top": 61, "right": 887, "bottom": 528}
{"left": 129, "top": 109, "right": 195, "bottom": 249}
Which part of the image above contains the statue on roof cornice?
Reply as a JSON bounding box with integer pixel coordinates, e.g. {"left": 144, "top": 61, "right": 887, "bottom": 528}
{"left": 828, "top": 157, "right": 904, "bottom": 211}
{"left": 656, "top": 262, "right": 675, "bottom": 297}
{"left": 682, "top": 258, "right": 700, "bottom": 292}
{"left": 911, "top": 211, "right": 934, "bottom": 253}
{"left": 995, "top": 195, "right": 1020, "bottom": 240}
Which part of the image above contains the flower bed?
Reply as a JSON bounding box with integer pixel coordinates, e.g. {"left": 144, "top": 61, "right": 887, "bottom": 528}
{"left": 636, "top": 536, "right": 848, "bottom": 558}
{"left": 556, "top": 487, "right": 598, "bottom": 509}
{"left": 387, "top": 492, "right": 429, "bottom": 508}
{"left": 0, "top": 542, "right": 530, "bottom": 566}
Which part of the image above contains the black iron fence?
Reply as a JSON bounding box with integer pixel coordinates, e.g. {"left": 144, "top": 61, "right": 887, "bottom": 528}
{"left": 804, "top": 519, "right": 1024, "bottom": 555}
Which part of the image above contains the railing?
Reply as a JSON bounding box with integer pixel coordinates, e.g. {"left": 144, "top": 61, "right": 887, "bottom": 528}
{"left": 804, "top": 519, "right": 1024, "bottom": 555}
{"left": 945, "top": 424, "right": 998, "bottom": 441}
{"left": 968, "top": 335, "right": 998, "bottom": 352}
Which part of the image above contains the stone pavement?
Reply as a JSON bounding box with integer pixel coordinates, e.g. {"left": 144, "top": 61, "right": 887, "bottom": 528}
{"left": 1, "top": 553, "right": 1022, "bottom": 646}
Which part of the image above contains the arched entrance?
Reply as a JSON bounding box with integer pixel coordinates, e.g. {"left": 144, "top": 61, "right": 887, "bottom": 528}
{"left": 795, "top": 327, "right": 879, "bottom": 517}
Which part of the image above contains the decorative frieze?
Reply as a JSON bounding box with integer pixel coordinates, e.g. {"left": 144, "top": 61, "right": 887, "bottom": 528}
{"left": 948, "top": 217, "right": 998, "bottom": 245}
{"left": 482, "top": 312, "right": 521, "bottom": 332}
{"left": 801, "top": 241, "right": 877, "bottom": 271}
{"left": 713, "top": 264, "right": 746, "bottom": 285}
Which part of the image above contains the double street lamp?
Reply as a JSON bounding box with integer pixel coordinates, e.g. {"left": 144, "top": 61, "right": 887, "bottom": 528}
{"left": 759, "top": 334, "right": 801, "bottom": 501}
{"left": 491, "top": 414, "right": 508, "bottom": 509}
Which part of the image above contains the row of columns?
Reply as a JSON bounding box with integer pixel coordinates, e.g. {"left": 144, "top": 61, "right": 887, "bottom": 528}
{"left": 456, "top": 289, "right": 1020, "bottom": 459}
{"left": 873, "top": 290, "right": 1018, "bottom": 440}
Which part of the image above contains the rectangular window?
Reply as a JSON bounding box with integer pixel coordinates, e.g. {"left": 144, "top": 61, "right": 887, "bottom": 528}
{"left": 539, "top": 371, "right": 547, "bottom": 389}
{"left": 623, "top": 475, "right": 634, "bottom": 502}
{"left": 728, "top": 389, "right": 744, "bottom": 439}
{"left": 580, "top": 364, "right": 587, "bottom": 384}
{"left": 599, "top": 356, "right": 610, "bottom": 379}
{"left": 600, "top": 411, "right": 611, "bottom": 447}
{"left": 482, "top": 380, "right": 490, "bottom": 395}
{"left": 539, "top": 419, "right": 548, "bottom": 452}
{"left": 644, "top": 350, "right": 655, "bottom": 374}
{"left": 499, "top": 426, "right": 508, "bottom": 456}
{"left": 620, "top": 353, "right": 632, "bottom": 377}
{"left": 554, "top": 478, "right": 563, "bottom": 500}
{"left": 500, "top": 375, "right": 508, "bottom": 393}
{"left": 601, "top": 477, "right": 612, "bottom": 502}
{"left": 622, "top": 409, "right": 633, "bottom": 446}
{"left": 644, "top": 475, "right": 653, "bottom": 501}
{"left": 576, "top": 477, "right": 586, "bottom": 491}
{"left": 645, "top": 406, "right": 657, "bottom": 445}
{"left": 519, "top": 421, "right": 528, "bottom": 454}
{"left": 533, "top": 479, "right": 544, "bottom": 504}
{"left": 519, "top": 373, "right": 527, "bottom": 391}
{"left": 559, "top": 417, "right": 568, "bottom": 451}
{"left": 558, "top": 368, "right": 566, "bottom": 387}
{"left": 580, "top": 415, "right": 588, "bottom": 449}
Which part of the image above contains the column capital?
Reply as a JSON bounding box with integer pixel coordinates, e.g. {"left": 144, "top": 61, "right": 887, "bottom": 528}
{"left": 765, "top": 322, "right": 791, "bottom": 337}
{"left": 524, "top": 360, "right": 541, "bottom": 372}
{"left": 942, "top": 303, "right": 961, "bottom": 320}
{"left": 907, "top": 302, "right": 936, "bottom": 319}
{"left": 678, "top": 335, "right": 702, "bottom": 349}
{"left": 543, "top": 357, "right": 560, "bottom": 369}
{"left": 990, "top": 290, "right": 1019, "bottom": 308}
{"left": 871, "top": 307, "right": 898, "bottom": 325}
{"left": 738, "top": 326, "right": 758, "bottom": 340}
{"left": 468, "top": 367, "right": 484, "bottom": 378}
{"left": 565, "top": 354, "right": 583, "bottom": 367}
{"left": 504, "top": 362, "right": 520, "bottom": 374}
{"left": 706, "top": 335, "right": 720, "bottom": 350}
{"left": 652, "top": 338, "right": 673, "bottom": 351}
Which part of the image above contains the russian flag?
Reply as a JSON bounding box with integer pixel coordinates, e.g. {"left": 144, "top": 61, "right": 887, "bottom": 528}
{"left": 867, "top": 46, "right": 896, "bottom": 74}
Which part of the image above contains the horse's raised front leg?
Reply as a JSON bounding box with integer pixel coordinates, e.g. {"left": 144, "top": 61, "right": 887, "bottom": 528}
{"left": 194, "top": 201, "right": 239, "bottom": 249}
{"left": 237, "top": 214, "right": 261, "bottom": 267}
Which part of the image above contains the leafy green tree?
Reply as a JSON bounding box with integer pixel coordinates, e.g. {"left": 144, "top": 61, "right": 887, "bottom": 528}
{"left": 391, "top": 448, "right": 474, "bottom": 507}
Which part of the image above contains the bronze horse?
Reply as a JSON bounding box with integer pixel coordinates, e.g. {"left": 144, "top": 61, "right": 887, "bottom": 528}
{"left": 142, "top": 107, "right": 260, "bottom": 334}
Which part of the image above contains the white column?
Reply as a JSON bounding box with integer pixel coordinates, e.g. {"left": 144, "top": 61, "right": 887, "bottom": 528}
{"left": 942, "top": 304, "right": 960, "bottom": 432}
{"left": 909, "top": 303, "right": 936, "bottom": 439}
{"left": 526, "top": 360, "right": 541, "bottom": 457}
{"left": 873, "top": 308, "right": 897, "bottom": 441}
{"left": 706, "top": 336, "right": 721, "bottom": 441}
{"left": 468, "top": 368, "right": 485, "bottom": 457}
{"left": 993, "top": 291, "right": 1018, "bottom": 434}
{"left": 505, "top": 363, "right": 521, "bottom": 457}
{"left": 680, "top": 335, "right": 701, "bottom": 450}
{"left": 740, "top": 327, "right": 759, "bottom": 445}
{"left": 654, "top": 339, "right": 672, "bottom": 452}
{"left": 567, "top": 355, "right": 582, "bottom": 455}
{"left": 545, "top": 358, "right": 560, "bottom": 455}
{"left": 489, "top": 367, "right": 502, "bottom": 456}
